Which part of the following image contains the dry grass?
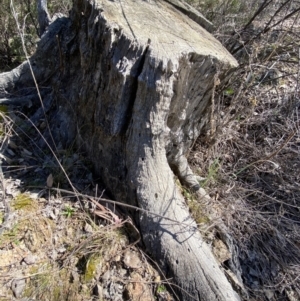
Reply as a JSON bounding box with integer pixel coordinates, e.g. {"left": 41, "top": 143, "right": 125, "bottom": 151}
{"left": 189, "top": 1, "right": 300, "bottom": 299}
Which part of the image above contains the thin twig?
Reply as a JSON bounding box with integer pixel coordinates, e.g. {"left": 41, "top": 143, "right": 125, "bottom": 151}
{"left": 234, "top": 130, "right": 296, "bottom": 176}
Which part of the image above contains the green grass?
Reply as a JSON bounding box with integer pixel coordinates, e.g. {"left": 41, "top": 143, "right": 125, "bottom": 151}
{"left": 201, "top": 158, "right": 220, "bottom": 188}
{"left": 12, "top": 193, "right": 38, "bottom": 211}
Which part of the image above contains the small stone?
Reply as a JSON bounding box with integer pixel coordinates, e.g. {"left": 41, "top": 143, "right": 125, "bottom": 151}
{"left": 39, "top": 121, "right": 46, "bottom": 129}
{"left": 11, "top": 278, "right": 26, "bottom": 298}
{"left": 264, "top": 289, "right": 274, "bottom": 300}
{"left": 57, "top": 247, "right": 66, "bottom": 253}
{"left": 101, "top": 270, "right": 111, "bottom": 282}
{"left": 198, "top": 187, "right": 210, "bottom": 199}
{"left": 123, "top": 250, "right": 142, "bottom": 269}
{"left": 93, "top": 284, "right": 103, "bottom": 298}
{"left": 48, "top": 249, "right": 58, "bottom": 260}
{"left": 119, "top": 268, "right": 127, "bottom": 277}
{"left": 84, "top": 223, "right": 93, "bottom": 233}
{"left": 54, "top": 198, "right": 62, "bottom": 204}
{"left": 44, "top": 207, "right": 57, "bottom": 220}
{"left": 116, "top": 283, "right": 124, "bottom": 293}
{"left": 48, "top": 210, "right": 57, "bottom": 220}
{"left": 81, "top": 284, "right": 89, "bottom": 293}
{"left": 125, "top": 272, "right": 154, "bottom": 301}
{"left": 23, "top": 254, "right": 37, "bottom": 265}
{"left": 29, "top": 193, "right": 39, "bottom": 199}
{"left": 71, "top": 270, "right": 80, "bottom": 282}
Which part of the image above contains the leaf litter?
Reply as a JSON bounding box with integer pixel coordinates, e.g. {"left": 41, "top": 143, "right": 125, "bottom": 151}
{"left": 0, "top": 108, "right": 173, "bottom": 301}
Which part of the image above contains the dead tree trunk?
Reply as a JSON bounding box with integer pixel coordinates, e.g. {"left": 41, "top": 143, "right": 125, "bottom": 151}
{"left": 0, "top": 0, "right": 240, "bottom": 300}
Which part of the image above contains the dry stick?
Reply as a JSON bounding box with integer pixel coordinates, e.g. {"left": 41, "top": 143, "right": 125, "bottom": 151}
{"left": 262, "top": 0, "right": 293, "bottom": 33}
{"left": 234, "top": 130, "right": 296, "bottom": 176}
{"left": 229, "top": 0, "right": 273, "bottom": 53}
{"left": 60, "top": 224, "right": 127, "bottom": 261}
{"left": 232, "top": 4, "right": 300, "bottom": 55}
{"left": 50, "top": 187, "right": 198, "bottom": 230}
{"left": 241, "top": 0, "right": 273, "bottom": 33}
{"left": 241, "top": 187, "right": 300, "bottom": 210}
{"left": 295, "top": 47, "right": 300, "bottom": 103}
{"left": 262, "top": 6, "right": 300, "bottom": 36}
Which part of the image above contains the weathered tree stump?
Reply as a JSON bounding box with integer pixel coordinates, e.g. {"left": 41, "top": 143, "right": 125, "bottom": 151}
{"left": 0, "top": 0, "right": 240, "bottom": 300}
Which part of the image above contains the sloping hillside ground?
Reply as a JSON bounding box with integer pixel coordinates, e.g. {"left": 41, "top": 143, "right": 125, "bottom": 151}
{"left": 189, "top": 1, "right": 300, "bottom": 300}
{"left": 0, "top": 0, "right": 299, "bottom": 300}
{"left": 0, "top": 110, "right": 173, "bottom": 301}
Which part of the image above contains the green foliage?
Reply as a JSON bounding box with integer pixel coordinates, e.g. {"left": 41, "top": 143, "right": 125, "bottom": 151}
{"left": 0, "top": 0, "right": 38, "bottom": 71}
{"left": 182, "top": 186, "right": 193, "bottom": 201}
{"left": 84, "top": 254, "right": 101, "bottom": 282}
{"left": 223, "top": 87, "right": 235, "bottom": 96}
{"left": 47, "top": 0, "right": 72, "bottom": 16}
{"left": 157, "top": 284, "right": 167, "bottom": 293}
{"left": 0, "top": 222, "right": 24, "bottom": 246}
{"left": 62, "top": 205, "right": 76, "bottom": 218}
{"left": 0, "top": 212, "right": 3, "bottom": 224}
{"left": 12, "top": 193, "right": 38, "bottom": 211}
{"left": 0, "top": 105, "right": 8, "bottom": 113}
{"left": 202, "top": 158, "right": 220, "bottom": 188}
{"left": 0, "top": 106, "right": 8, "bottom": 124}
{"left": 0, "top": 0, "right": 72, "bottom": 71}
{"left": 188, "top": 199, "right": 210, "bottom": 225}
{"left": 178, "top": 181, "right": 210, "bottom": 225}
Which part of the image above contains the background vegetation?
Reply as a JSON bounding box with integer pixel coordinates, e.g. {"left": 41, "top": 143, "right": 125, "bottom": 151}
{"left": 189, "top": 1, "right": 300, "bottom": 300}
{"left": 0, "top": 0, "right": 71, "bottom": 71}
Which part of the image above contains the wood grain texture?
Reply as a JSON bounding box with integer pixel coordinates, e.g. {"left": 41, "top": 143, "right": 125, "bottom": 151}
{"left": 0, "top": 1, "right": 240, "bottom": 300}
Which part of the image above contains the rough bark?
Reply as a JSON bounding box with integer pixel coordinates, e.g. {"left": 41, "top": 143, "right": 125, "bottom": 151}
{"left": 0, "top": 0, "right": 240, "bottom": 300}
{"left": 37, "top": 0, "right": 51, "bottom": 36}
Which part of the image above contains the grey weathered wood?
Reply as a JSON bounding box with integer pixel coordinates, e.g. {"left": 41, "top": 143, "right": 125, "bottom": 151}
{"left": 164, "top": 0, "right": 214, "bottom": 32}
{"left": 0, "top": 1, "right": 240, "bottom": 300}
{"left": 37, "top": 0, "right": 51, "bottom": 36}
